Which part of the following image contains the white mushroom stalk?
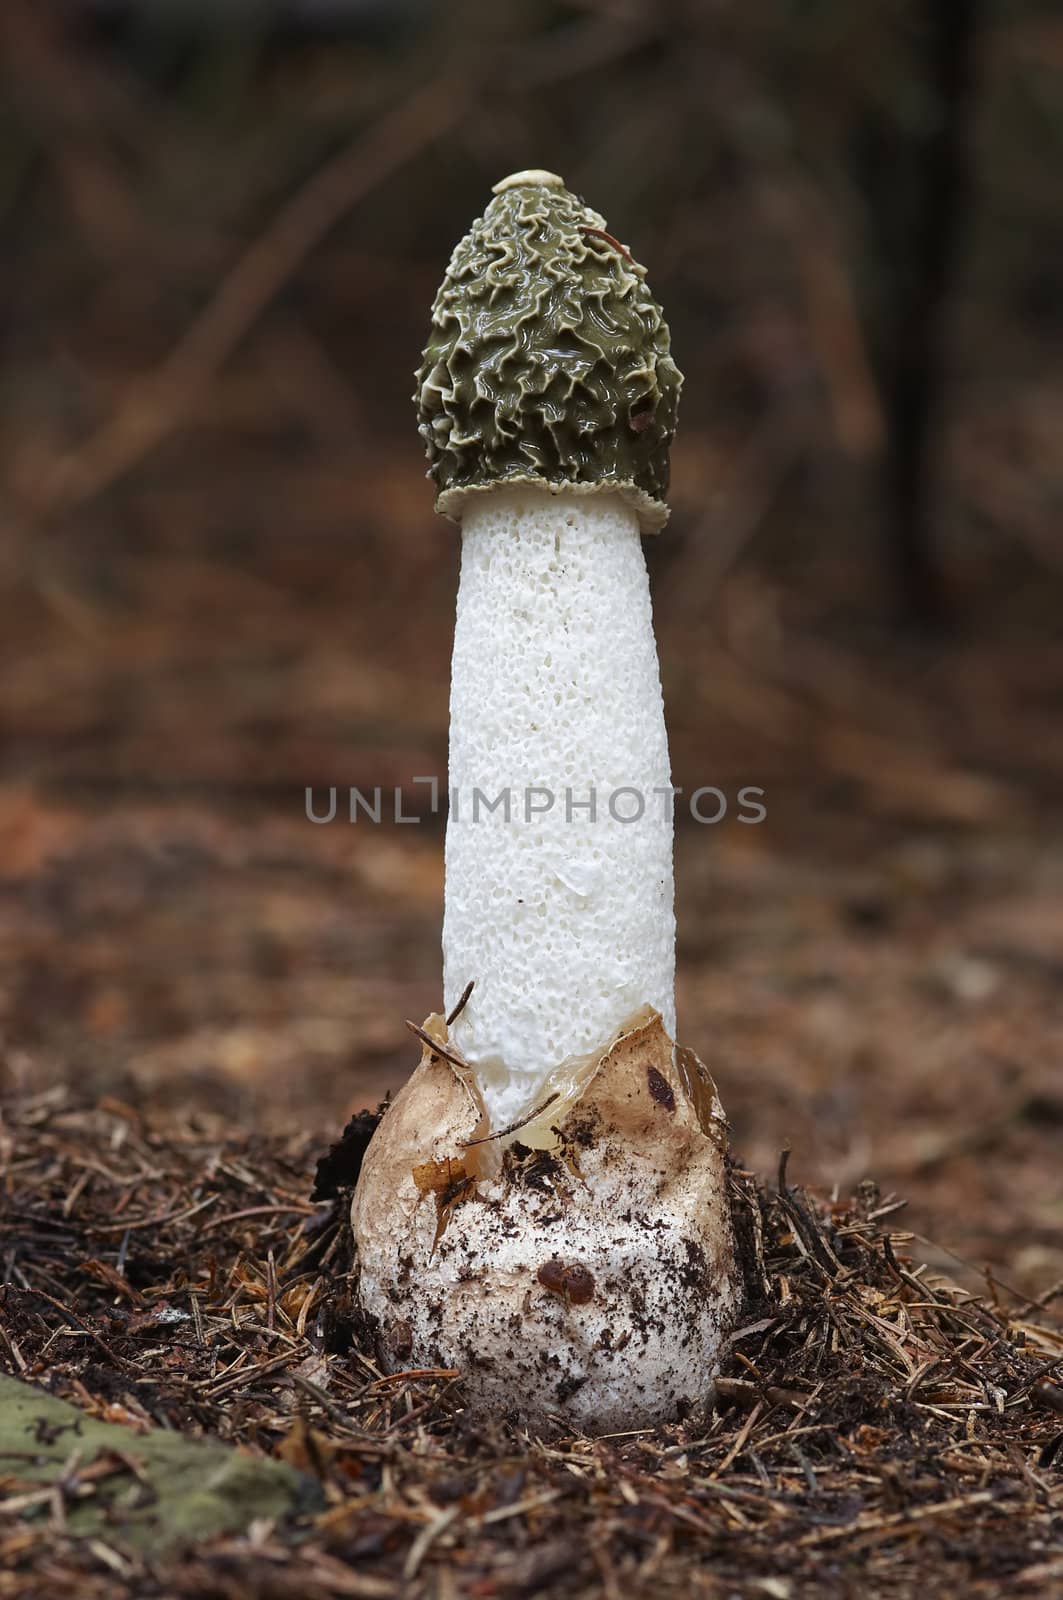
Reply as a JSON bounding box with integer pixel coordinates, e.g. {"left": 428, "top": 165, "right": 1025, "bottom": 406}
{"left": 445, "top": 484, "right": 676, "bottom": 1131}
{"left": 351, "top": 170, "right": 737, "bottom": 1435}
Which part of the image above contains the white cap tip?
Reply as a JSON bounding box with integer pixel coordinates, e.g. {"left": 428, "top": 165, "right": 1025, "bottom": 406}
{"left": 491, "top": 169, "right": 565, "bottom": 195}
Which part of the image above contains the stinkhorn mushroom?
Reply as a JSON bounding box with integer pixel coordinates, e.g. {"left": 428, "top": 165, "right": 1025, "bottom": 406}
{"left": 351, "top": 170, "right": 737, "bottom": 1435}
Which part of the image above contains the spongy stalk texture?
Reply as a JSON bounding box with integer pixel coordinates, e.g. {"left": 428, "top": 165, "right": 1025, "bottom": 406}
{"left": 444, "top": 488, "right": 676, "bottom": 1128}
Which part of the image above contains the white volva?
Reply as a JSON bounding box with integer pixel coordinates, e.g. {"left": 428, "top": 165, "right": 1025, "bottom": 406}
{"left": 443, "top": 486, "right": 676, "bottom": 1128}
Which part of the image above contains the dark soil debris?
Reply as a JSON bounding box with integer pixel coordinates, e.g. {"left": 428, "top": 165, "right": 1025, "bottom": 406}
{"left": 311, "top": 1105, "right": 386, "bottom": 1202}
{"left": 1, "top": 1084, "right": 1061, "bottom": 1599}
{"left": 647, "top": 1065, "right": 676, "bottom": 1113}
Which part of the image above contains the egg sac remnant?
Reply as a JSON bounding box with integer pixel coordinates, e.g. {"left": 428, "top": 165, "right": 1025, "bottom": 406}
{"left": 352, "top": 1008, "right": 737, "bottom": 1437}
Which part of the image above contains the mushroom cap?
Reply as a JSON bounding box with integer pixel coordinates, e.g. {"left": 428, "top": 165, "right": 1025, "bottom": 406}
{"left": 351, "top": 1009, "right": 737, "bottom": 1437}
{"left": 414, "top": 171, "right": 683, "bottom": 535}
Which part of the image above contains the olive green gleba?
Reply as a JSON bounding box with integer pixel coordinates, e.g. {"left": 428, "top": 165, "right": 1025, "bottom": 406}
{"left": 414, "top": 168, "right": 683, "bottom": 534}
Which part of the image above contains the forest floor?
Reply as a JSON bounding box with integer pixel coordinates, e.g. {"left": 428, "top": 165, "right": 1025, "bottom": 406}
{"left": 1, "top": 1073, "right": 1061, "bottom": 1600}
{"left": 2, "top": 485, "right": 1062, "bottom": 1595}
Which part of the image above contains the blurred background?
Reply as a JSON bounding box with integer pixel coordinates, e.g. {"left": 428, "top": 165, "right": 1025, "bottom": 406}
{"left": 0, "top": 0, "right": 1060, "bottom": 1299}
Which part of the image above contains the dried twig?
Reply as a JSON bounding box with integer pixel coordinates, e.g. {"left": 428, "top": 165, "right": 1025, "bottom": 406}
{"left": 404, "top": 1019, "right": 474, "bottom": 1076}
{"left": 445, "top": 980, "right": 475, "bottom": 1027}
{"left": 460, "top": 1093, "right": 560, "bottom": 1147}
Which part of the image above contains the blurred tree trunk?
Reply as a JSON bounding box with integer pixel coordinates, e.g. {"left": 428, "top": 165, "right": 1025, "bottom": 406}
{"left": 858, "top": 0, "right": 981, "bottom": 626}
